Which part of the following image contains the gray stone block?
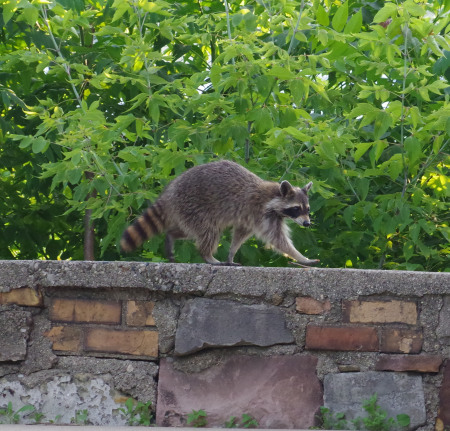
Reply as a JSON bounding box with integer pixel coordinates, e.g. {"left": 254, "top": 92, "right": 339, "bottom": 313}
{"left": 437, "top": 296, "right": 450, "bottom": 342}
{"left": 156, "top": 355, "right": 322, "bottom": 428}
{"left": 0, "top": 310, "right": 31, "bottom": 362}
{"left": 324, "top": 371, "right": 426, "bottom": 429}
{"left": 174, "top": 298, "right": 294, "bottom": 355}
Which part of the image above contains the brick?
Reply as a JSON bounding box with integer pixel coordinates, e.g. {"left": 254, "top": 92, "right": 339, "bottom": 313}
{"left": 375, "top": 354, "right": 442, "bottom": 373}
{"left": 296, "top": 297, "right": 331, "bottom": 315}
{"left": 85, "top": 328, "right": 158, "bottom": 357}
{"left": 0, "top": 288, "right": 42, "bottom": 306}
{"left": 380, "top": 328, "right": 423, "bottom": 353}
{"left": 45, "top": 326, "right": 82, "bottom": 352}
{"left": 343, "top": 300, "right": 417, "bottom": 325}
{"left": 126, "top": 301, "right": 155, "bottom": 326}
{"left": 50, "top": 299, "right": 121, "bottom": 324}
{"left": 305, "top": 325, "right": 378, "bottom": 351}
{"left": 437, "top": 361, "right": 450, "bottom": 428}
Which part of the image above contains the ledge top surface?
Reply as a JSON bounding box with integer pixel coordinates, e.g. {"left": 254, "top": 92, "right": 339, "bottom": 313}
{"left": 0, "top": 260, "right": 448, "bottom": 299}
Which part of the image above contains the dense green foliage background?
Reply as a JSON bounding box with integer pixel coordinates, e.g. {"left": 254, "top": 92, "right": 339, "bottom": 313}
{"left": 1, "top": 0, "right": 449, "bottom": 270}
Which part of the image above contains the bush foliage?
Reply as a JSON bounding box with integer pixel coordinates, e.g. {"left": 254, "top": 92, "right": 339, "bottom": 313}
{"left": 1, "top": 0, "right": 449, "bottom": 270}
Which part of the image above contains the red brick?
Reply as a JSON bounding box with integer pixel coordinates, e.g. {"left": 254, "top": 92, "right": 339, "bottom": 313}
{"left": 85, "top": 328, "right": 158, "bottom": 357}
{"left": 375, "top": 354, "right": 442, "bottom": 373}
{"left": 343, "top": 300, "right": 417, "bottom": 325}
{"left": 380, "top": 328, "right": 423, "bottom": 353}
{"left": 44, "top": 326, "right": 82, "bottom": 352}
{"left": 50, "top": 299, "right": 121, "bottom": 324}
{"left": 296, "top": 297, "right": 331, "bottom": 315}
{"left": 126, "top": 301, "right": 155, "bottom": 326}
{"left": 0, "top": 288, "right": 43, "bottom": 306}
{"left": 305, "top": 325, "right": 378, "bottom": 351}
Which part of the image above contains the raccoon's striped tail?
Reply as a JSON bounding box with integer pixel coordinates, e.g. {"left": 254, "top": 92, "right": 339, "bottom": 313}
{"left": 120, "top": 203, "right": 165, "bottom": 252}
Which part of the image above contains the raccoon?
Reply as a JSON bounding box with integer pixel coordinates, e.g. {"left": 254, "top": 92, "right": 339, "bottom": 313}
{"left": 120, "top": 160, "right": 319, "bottom": 266}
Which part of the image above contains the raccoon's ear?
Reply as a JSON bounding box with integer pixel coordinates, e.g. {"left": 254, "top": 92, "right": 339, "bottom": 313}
{"left": 303, "top": 181, "right": 313, "bottom": 194}
{"left": 280, "top": 180, "right": 294, "bottom": 197}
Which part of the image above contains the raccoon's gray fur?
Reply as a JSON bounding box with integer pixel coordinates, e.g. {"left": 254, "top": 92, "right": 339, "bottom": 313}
{"left": 120, "top": 160, "right": 319, "bottom": 265}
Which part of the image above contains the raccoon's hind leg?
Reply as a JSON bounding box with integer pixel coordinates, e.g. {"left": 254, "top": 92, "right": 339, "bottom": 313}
{"left": 195, "top": 229, "right": 222, "bottom": 265}
{"left": 165, "top": 228, "right": 187, "bottom": 263}
{"left": 165, "top": 235, "right": 175, "bottom": 262}
{"left": 227, "top": 226, "right": 252, "bottom": 265}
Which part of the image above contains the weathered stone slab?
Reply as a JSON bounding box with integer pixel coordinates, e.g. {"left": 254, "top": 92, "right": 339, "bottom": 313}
{"left": 174, "top": 298, "right": 294, "bottom": 355}
{"left": 156, "top": 355, "right": 322, "bottom": 428}
{"left": 324, "top": 372, "right": 426, "bottom": 429}
{"left": 0, "top": 310, "right": 31, "bottom": 362}
{"left": 0, "top": 374, "right": 127, "bottom": 425}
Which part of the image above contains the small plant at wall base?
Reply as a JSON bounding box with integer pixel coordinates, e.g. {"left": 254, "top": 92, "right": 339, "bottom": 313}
{"left": 316, "top": 394, "right": 411, "bottom": 431}
{"left": 187, "top": 409, "right": 208, "bottom": 427}
{"left": 0, "top": 402, "right": 35, "bottom": 424}
{"left": 118, "top": 398, "right": 153, "bottom": 426}
{"left": 187, "top": 410, "right": 259, "bottom": 428}
{"left": 317, "top": 407, "right": 348, "bottom": 430}
{"left": 225, "top": 413, "right": 259, "bottom": 428}
{"left": 71, "top": 409, "right": 90, "bottom": 425}
{"left": 354, "top": 395, "right": 410, "bottom": 431}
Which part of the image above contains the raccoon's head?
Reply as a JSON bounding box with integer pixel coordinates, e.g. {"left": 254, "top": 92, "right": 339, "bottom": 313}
{"left": 272, "top": 180, "right": 313, "bottom": 227}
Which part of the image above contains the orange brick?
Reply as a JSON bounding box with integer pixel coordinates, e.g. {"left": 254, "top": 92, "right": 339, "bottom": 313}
{"left": 343, "top": 300, "right": 417, "bottom": 325}
{"left": 380, "top": 328, "right": 423, "bottom": 353}
{"left": 296, "top": 297, "right": 331, "bottom": 315}
{"left": 0, "top": 288, "right": 42, "bottom": 306}
{"left": 126, "top": 301, "right": 155, "bottom": 326}
{"left": 85, "top": 328, "right": 158, "bottom": 357}
{"left": 306, "top": 325, "right": 378, "bottom": 351}
{"left": 45, "top": 326, "right": 82, "bottom": 352}
{"left": 50, "top": 299, "right": 121, "bottom": 324}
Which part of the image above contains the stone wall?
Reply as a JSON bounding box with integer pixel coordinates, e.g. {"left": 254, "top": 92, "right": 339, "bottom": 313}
{"left": 0, "top": 260, "right": 449, "bottom": 429}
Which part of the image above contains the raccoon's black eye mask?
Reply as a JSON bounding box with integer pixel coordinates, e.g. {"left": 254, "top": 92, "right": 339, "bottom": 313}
{"left": 282, "top": 206, "right": 303, "bottom": 218}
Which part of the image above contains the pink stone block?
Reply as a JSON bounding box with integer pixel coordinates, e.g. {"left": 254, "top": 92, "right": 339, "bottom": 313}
{"left": 156, "top": 355, "right": 322, "bottom": 429}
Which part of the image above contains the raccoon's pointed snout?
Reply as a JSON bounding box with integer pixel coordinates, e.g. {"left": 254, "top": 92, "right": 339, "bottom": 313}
{"left": 303, "top": 220, "right": 311, "bottom": 227}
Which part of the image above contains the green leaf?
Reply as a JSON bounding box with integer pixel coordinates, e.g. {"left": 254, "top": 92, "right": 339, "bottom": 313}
{"left": 67, "top": 168, "right": 83, "bottom": 185}
{"left": 332, "top": 2, "right": 348, "bottom": 32}
{"left": 18, "top": 136, "right": 33, "bottom": 149}
{"left": 354, "top": 142, "right": 373, "bottom": 162}
{"left": 316, "top": 4, "right": 329, "bottom": 26}
{"left": 266, "top": 66, "right": 295, "bottom": 80}
{"left": 210, "top": 65, "right": 221, "bottom": 89}
{"left": 373, "top": 2, "right": 398, "bottom": 23}
{"left": 344, "top": 10, "right": 362, "bottom": 34}
{"left": 343, "top": 205, "right": 354, "bottom": 228}
{"left": 32, "top": 137, "right": 49, "bottom": 154}
{"left": 404, "top": 136, "right": 422, "bottom": 166}
{"left": 283, "top": 126, "right": 309, "bottom": 141}
{"left": 348, "top": 103, "right": 379, "bottom": 118}
{"left": 149, "top": 102, "right": 160, "bottom": 125}
{"left": 19, "top": 6, "right": 39, "bottom": 26}
{"left": 373, "top": 111, "right": 392, "bottom": 140}
{"left": 404, "top": 0, "right": 425, "bottom": 17}
{"left": 403, "top": 241, "right": 414, "bottom": 261}
{"left": 396, "top": 414, "right": 410, "bottom": 427}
